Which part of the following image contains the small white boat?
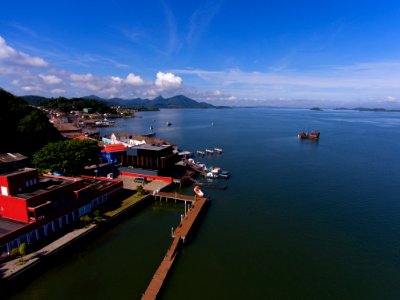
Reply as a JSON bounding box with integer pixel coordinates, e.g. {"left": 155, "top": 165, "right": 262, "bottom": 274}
{"left": 214, "top": 148, "right": 223, "bottom": 153}
{"left": 219, "top": 171, "right": 230, "bottom": 179}
{"left": 194, "top": 185, "right": 204, "bottom": 197}
{"left": 206, "top": 172, "right": 218, "bottom": 178}
{"left": 205, "top": 149, "right": 214, "bottom": 154}
{"left": 196, "top": 150, "right": 205, "bottom": 155}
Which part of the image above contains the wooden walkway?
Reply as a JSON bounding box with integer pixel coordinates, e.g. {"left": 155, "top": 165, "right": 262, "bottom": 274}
{"left": 155, "top": 191, "right": 207, "bottom": 203}
{"left": 141, "top": 197, "right": 208, "bottom": 300}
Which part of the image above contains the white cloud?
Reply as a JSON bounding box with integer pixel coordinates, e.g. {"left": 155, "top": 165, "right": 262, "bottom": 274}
{"left": 144, "top": 89, "right": 158, "bottom": 96}
{"left": 155, "top": 71, "right": 182, "bottom": 89}
{"left": 0, "top": 36, "right": 17, "bottom": 59}
{"left": 111, "top": 76, "right": 123, "bottom": 84}
{"left": 51, "top": 88, "right": 65, "bottom": 94}
{"left": 0, "top": 36, "right": 47, "bottom": 67}
{"left": 39, "top": 74, "right": 62, "bottom": 84}
{"left": 125, "top": 73, "right": 144, "bottom": 85}
{"left": 21, "top": 85, "right": 42, "bottom": 92}
{"left": 70, "top": 73, "right": 93, "bottom": 82}
{"left": 386, "top": 96, "right": 397, "bottom": 102}
{"left": 173, "top": 63, "right": 400, "bottom": 101}
{"left": 212, "top": 90, "right": 222, "bottom": 96}
{"left": 18, "top": 52, "right": 48, "bottom": 67}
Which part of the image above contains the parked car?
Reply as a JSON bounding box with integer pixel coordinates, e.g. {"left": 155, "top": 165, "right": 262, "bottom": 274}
{"left": 134, "top": 177, "right": 146, "bottom": 184}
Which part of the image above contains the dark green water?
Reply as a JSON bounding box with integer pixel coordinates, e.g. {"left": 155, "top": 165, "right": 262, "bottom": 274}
{"left": 9, "top": 108, "right": 400, "bottom": 299}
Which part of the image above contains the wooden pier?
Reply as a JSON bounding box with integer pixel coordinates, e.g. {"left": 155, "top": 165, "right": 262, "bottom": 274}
{"left": 154, "top": 191, "right": 207, "bottom": 203}
{"left": 141, "top": 196, "right": 209, "bottom": 300}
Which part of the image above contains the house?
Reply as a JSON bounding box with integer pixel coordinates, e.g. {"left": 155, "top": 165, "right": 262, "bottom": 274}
{"left": 0, "top": 154, "right": 123, "bottom": 258}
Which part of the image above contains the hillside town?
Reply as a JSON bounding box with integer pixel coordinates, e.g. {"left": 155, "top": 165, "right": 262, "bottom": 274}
{"left": 0, "top": 91, "right": 223, "bottom": 298}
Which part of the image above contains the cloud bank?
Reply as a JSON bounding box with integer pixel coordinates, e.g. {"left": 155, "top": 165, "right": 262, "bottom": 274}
{"left": 1, "top": 35, "right": 400, "bottom": 106}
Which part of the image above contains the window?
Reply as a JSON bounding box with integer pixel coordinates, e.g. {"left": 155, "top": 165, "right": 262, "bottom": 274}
{"left": 1, "top": 186, "right": 8, "bottom": 196}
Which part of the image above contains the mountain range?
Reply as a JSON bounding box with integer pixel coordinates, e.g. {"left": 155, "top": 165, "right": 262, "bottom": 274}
{"left": 22, "top": 94, "right": 216, "bottom": 109}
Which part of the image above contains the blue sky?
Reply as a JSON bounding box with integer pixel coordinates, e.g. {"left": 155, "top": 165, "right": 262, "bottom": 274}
{"left": 1, "top": 0, "right": 400, "bottom": 107}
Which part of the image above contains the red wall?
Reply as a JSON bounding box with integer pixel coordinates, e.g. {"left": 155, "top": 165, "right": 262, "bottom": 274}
{"left": 0, "top": 176, "right": 9, "bottom": 193}
{"left": 0, "top": 196, "right": 28, "bottom": 222}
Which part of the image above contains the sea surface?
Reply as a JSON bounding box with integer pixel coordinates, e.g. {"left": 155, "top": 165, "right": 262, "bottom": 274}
{"left": 9, "top": 108, "right": 400, "bottom": 299}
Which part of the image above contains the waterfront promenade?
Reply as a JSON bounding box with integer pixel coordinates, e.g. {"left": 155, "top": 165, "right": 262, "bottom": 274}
{"left": 142, "top": 197, "right": 209, "bottom": 300}
{"left": 0, "top": 190, "right": 153, "bottom": 285}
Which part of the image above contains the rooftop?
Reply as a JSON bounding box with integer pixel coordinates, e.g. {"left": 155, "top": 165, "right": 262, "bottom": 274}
{"left": 14, "top": 176, "right": 81, "bottom": 200}
{"left": 133, "top": 144, "right": 172, "bottom": 152}
{"left": 0, "top": 218, "right": 28, "bottom": 237}
{"left": 0, "top": 167, "right": 36, "bottom": 177}
{"left": 0, "top": 153, "right": 27, "bottom": 164}
{"left": 101, "top": 144, "right": 127, "bottom": 153}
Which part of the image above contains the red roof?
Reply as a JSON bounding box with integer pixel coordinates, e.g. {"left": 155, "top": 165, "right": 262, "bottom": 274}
{"left": 101, "top": 144, "right": 127, "bottom": 153}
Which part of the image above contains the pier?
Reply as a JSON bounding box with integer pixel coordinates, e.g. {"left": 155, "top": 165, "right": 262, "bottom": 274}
{"left": 141, "top": 196, "right": 209, "bottom": 300}
{"left": 154, "top": 191, "right": 207, "bottom": 203}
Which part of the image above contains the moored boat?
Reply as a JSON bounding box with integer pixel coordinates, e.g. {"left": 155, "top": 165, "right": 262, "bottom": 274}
{"left": 196, "top": 150, "right": 205, "bottom": 155}
{"left": 298, "top": 131, "right": 320, "bottom": 140}
{"left": 219, "top": 171, "right": 230, "bottom": 179}
{"left": 206, "top": 172, "right": 218, "bottom": 178}
{"left": 205, "top": 149, "right": 214, "bottom": 154}
{"left": 194, "top": 185, "right": 204, "bottom": 197}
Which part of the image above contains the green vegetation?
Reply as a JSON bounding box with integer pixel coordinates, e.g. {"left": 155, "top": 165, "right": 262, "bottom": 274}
{"left": 93, "top": 210, "right": 106, "bottom": 223}
{"left": 0, "top": 89, "right": 62, "bottom": 155}
{"left": 39, "top": 97, "right": 116, "bottom": 114}
{"left": 80, "top": 214, "right": 93, "bottom": 227}
{"left": 136, "top": 185, "right": 145, "bottom": 195}
{"left": 80, "top": 210, "right": 106, "bottom": 227}
{"left": 32, "top": 139, "right": 100, "bottom": 175}
{"left": 11, "top": 243, "right": 27, "bottom": 265}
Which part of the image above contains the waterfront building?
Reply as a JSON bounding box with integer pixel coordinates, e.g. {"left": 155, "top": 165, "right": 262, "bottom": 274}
{"left": 0, "top": 153, "right": 123, "bottom": 258}
{"left": 122, "top": 144, "right": 177, "bottom": 170}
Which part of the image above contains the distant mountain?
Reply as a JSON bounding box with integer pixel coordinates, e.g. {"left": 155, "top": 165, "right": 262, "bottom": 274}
{"left": 85, "top": 94, "right": 215, "bottom": 108}
{"left": 82, "top": 94, "right": 105, "bottom": 101}
{"left": 152, "top": 95, "right": 214, "bottom": 108}
{"left": 21, "top": 95, "right": 48, "bottom": 106}
{"left": 22, "top": 94, "right": 216, "bottom": 109}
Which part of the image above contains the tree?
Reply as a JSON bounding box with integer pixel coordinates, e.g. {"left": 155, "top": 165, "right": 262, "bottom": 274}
{"left": 10, "top": 243, "right": 27, "bottom": 264}
{"left": 0, "top": 88, "right": 62, "bottom": 155}
{"left": 18, "top": 243, "right": 27, "bottom": 263}
{"left": 33, "top": 139, "right": 100, "bottom": 175}
{"left": 80, "top": 215, "right": 92, "bottom": 227}
{"left": 136, "top": 185, "right": 144, "bottom": 195}
{"left": 93, "top": 210, "right": 106, "bottom": 223}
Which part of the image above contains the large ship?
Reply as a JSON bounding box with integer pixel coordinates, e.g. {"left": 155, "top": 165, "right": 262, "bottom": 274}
{"left": 298, "top": 131, "right": 320, "bottom": 140}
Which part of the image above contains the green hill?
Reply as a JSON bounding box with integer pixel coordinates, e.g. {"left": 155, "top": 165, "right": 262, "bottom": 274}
{"left": 0, "top": 89, "right": 62, "bottom": 155}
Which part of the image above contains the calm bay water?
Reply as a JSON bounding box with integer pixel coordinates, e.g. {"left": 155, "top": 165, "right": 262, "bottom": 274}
{"left": 9, "top": 108, "right": 400, "bottom": 299}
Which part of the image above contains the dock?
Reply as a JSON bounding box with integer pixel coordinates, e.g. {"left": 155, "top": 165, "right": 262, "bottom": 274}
{"left": 141, "top": 196, "right": 209, "bottom": 300}
{"left": 154, "top": 191, "right": 207, "bottom": 203}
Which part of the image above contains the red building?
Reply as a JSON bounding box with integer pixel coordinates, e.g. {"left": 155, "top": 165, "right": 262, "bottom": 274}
{"left": 0, "top": 153, "right": 123, "bottom": 258}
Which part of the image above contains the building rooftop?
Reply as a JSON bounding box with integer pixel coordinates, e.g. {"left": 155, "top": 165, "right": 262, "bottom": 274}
{"left": 14, "top": 176, "right": 81, "bottom": 200}
{"left": 0, "top": 218, "right": 28, "bottom": 237}
{"left": 0, "top": 153, "right": 28, "bottom": 164}
{"left": 101, "top": 144, "right": 127, "bottom": 153}
{"left": 133, "top": 144, "right": 172, "bottom": 152}
{"left": 0, "top": 167, "right": 36, "bottom": 177}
